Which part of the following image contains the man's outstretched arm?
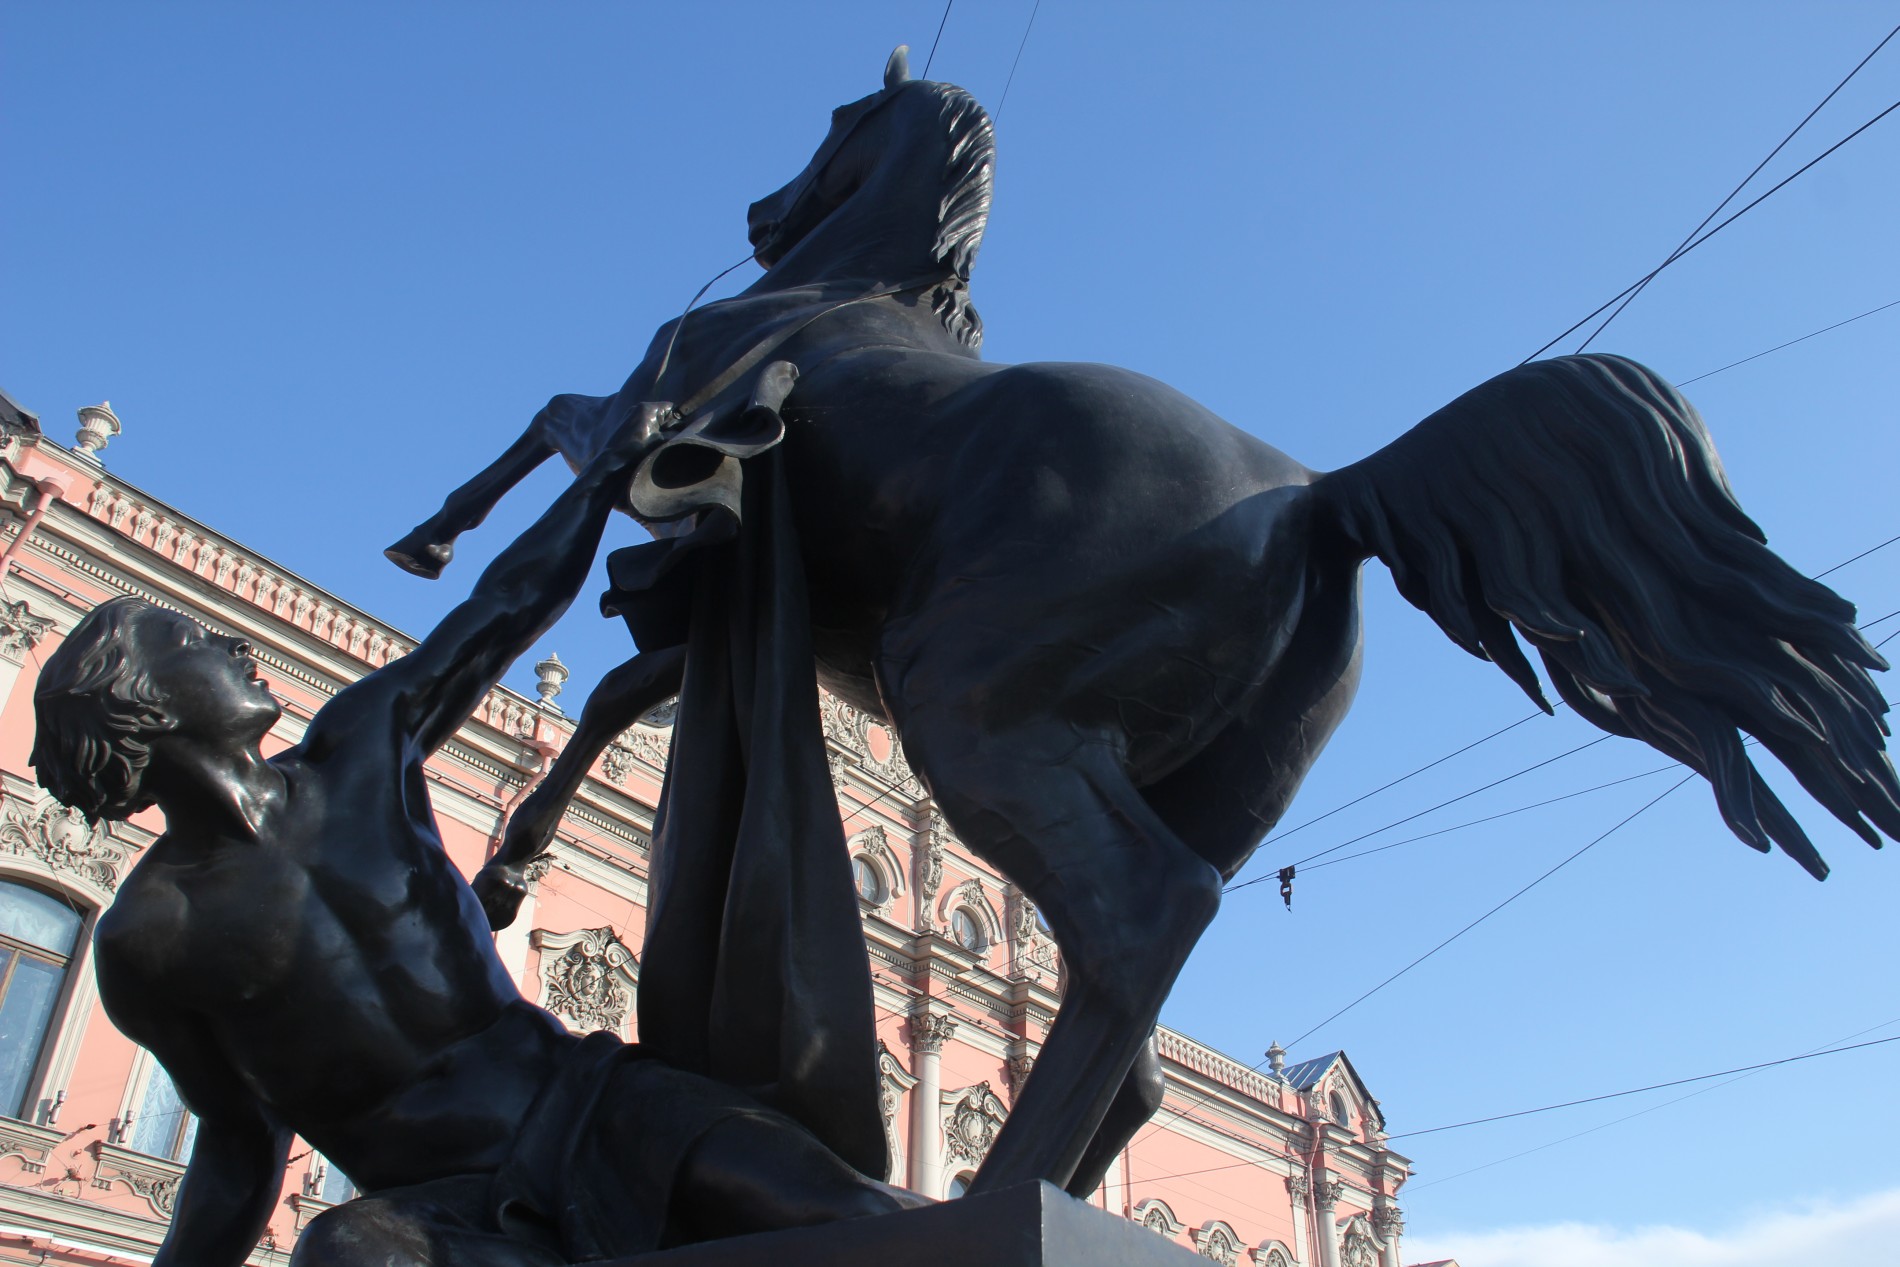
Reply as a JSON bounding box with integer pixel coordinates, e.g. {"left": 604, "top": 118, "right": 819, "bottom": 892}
{"left": 326, "top": 408, "right": 663, "bottom": 757}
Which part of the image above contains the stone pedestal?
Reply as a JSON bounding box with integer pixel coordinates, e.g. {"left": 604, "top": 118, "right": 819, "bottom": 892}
{"left": 616, "top": 1181, "right": 1206, "bottom": 1266}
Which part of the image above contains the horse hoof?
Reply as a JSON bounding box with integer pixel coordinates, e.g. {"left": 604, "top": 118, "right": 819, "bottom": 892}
{"left": 384, "top": 536, "right": 452, "bottom": 580}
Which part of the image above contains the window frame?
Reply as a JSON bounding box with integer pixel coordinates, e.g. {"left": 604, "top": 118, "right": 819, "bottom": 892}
{"left": 0, "top": 876, "right": 91, "bottom": 1124}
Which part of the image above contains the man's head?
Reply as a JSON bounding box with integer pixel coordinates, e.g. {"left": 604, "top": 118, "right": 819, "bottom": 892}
{"left": 32, "top": 597, "right": 279, "bottom": 822}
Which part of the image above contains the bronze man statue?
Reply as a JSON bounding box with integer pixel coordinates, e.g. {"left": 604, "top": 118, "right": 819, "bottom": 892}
{"left": 30, "top": 415, "right": 914, "bottom": 1266}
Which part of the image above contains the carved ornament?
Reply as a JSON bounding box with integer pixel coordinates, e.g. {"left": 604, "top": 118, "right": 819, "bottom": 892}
{"left": 1193, "top": 1222, "right": 1239, "bottom": 1265}
{"left": 0, "top": 599, "right": 50, "bottom": 662}
{"left": 0, "top": 796, "right": 133, "bottom": 893}
{"left": 93, "top": 1142, "right": 183, "bottom": 1219}
{"left": 533, "top": 927, "right": 638, "bottom": 1035}
{"left": 942, "top": 1081, "right": 1008, "bottom": 1166}
{"left": 1339, "top": 1214, "right": 1379, "bottom": 1267}
{"left": 910, "top": 1010, "right": 958, "bottom": 1054}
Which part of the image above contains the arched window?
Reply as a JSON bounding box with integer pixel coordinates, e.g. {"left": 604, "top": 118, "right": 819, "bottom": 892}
{"left": 1329, "top": 1090, "right": 1350, "bottom": 1127}
{"left": 129, "top": 1061, "right": 198, "bottom": 1160}
{"left": 851, "top": 855, "right": 887, "bottom": 904}
{"left": 0, "top": 880, "right": 84, "bottom": 1119}
{"left": 950, "top": 907, "right": 987, "bottom": 952}
{"left": 946, "top": 1170, "right": 975, "bottom": 1199}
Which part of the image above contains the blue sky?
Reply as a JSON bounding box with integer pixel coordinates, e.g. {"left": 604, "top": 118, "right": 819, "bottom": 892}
{"left": 5, "top": 4, "right": 1899, "bottom": 1258}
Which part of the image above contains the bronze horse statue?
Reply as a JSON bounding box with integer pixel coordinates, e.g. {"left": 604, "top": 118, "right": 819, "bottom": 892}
{"left": 389, "top": 48, "right": 1900, "bottom": 1199}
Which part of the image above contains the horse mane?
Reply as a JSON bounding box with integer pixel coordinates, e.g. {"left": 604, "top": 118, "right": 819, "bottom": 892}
{"left": 923, "top": 83, "right": 994, "bottom": 350}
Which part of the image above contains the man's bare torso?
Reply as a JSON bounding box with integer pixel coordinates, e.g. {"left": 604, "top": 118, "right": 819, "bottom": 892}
{"left": 94, "top": 729, "right": 573, "bottom": 1192}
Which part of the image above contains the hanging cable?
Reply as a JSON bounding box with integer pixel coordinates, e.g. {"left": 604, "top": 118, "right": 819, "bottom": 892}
{"left": 1575, "top": 22, "right": 1900, "bottom": 353}
{"left": 1678, "top": 297, "right": 1900, "bottom": 386}
{"left": 923, "top": 0, "right": 955, "bottom": 78}
{"left": 1225, "top": 735, "right": 1612, "bottom": 896}
{"left": 995, "top": 0, "right": 1043, "bottom": 123}
{"left": 1388, "top": 1033, "right": 1900, "bottom": 1142}
{"left": 1521, "top": 93, "right": 1900, "bottom": 364}
{"left": 1283, "top": 774, "right": 1693, "bottom": 1050}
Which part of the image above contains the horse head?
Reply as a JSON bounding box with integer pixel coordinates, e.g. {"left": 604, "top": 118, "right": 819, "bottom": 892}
{"left": 746, "top": 45, "right": 995, "bottom": 341}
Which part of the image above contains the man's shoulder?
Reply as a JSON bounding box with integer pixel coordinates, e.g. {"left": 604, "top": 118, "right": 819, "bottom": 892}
{"left": 302, "top": 669, "right": 413, "bottom": 757}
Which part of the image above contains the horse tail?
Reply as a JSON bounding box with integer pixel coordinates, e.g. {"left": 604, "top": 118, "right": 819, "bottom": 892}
{"left": 1311, "top": 353, "right": 1900, "bottom": 878}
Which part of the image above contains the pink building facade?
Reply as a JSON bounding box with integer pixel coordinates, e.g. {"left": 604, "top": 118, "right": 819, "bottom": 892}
{"left": 0, "top": 391, "right": 1418, "bottom": 1266}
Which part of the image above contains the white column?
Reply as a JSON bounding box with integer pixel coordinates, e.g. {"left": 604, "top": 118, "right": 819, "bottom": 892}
{"left": 908, "top": 1008, "right": 957, "bottom": 1195}
{"left": 1313, "top": 1176, "right": 1343, "bottom": 1267}
{"left": 1373, "top": 1203, "right": 1405, "bottom": 1267}
{"left": 1286, "top": 1174, "right": 1313, "bottom": 1265}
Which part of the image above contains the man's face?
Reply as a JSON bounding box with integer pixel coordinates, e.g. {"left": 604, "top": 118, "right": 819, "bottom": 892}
{"left": 132, "top": 609, "right": 281, "bottom": 750}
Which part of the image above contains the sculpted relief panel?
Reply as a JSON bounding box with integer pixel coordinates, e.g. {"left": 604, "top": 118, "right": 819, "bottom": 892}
{"left": 533, "top": 927, "right": 638, "bottom": 1036}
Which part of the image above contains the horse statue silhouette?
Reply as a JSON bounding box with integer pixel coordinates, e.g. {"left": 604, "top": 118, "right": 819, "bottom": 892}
{"left": 388, "top": 47, "right": 1900, "bottom": 1200}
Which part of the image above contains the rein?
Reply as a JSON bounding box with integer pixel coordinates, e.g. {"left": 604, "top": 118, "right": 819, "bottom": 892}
{"left": 670, "top": 269, "right": 953, "bottom": 423}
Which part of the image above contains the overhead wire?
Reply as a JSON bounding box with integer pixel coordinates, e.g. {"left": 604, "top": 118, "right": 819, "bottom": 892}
{"left": 1224, "top": 735, "right": 1612, "bottom": 895}
{"left": 1401, "top": 1013, "right": 1900, "bottom": 1195}
{"left": 994, "top": 0, "right": 1043, "bottom": 123}
{"left": 1677, "top": 297, "right": 1900, "bottom": 386}
{"left": 1573, "top": 22, "right": 1900, "bottom": 353}
{"left": 1387, "top": 1032, "right": 1900, "bottom": 1143}
{"left": 922, "top": 0, "right": 955, "bottom": 78}
{"left": 1282, "top": 774, "right": 1694, "bottom": 1050}
{"left": 1118, "top": 1014, "right": 1900, "bottom": 1196}
{"left": 1520, "top": 92, "right": 1900, "bottom": 364}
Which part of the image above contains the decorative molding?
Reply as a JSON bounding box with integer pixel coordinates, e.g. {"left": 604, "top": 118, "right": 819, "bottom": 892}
{"left": 604, "top": 724, "right": 671, "bottom": 782}
{"left": 916, "top": 809, "right": 950, "bottom": 925}
{"left": 909, "top": 1009, "right": 958, "bottom": 1055}
{"left": 819, "top": 691, "right": 867, "bottom": 753}
{"left": 1371, "top": 1204, "right": 1404, "bottom": 1242}
{"left": 875, "top": 1039, "right": 918, "bottom": 1176}
{"left": 1313, "top": 1176, "right": 1345, "bottom": 1209}
{"left": 1338, "top": 1214, "right": 1378, "bottom": 1267}
{"left": 1193, "top": 1220, "right": 1240, "bottom": 1264}
{"left": 941, "top": 1081, "right": 1008, "bottom": 1167}
{"left": 0, "top": 795, "right": 134, "bottom": 893}
{"left": 92, "top": 1141, "right": 183, "bottom": 1218}
{"left": 939, "top": 878, "right": 1002, "bottom": 954}
{"left": 818, "top": 692, "right": 923, "bottom": 798}
{"left": 532, "top": 927, "right": 638, "bottom": 1036}
{"left": 1004, "top": 883, "right": 1057, "bottom": 982}
{"left": 0, "top": 1117, "right": 60, "bottom": 1175}
{"left": 1132, "top": 1197, "right": 1185, "bottom": 1238}
{"left": 1254, "top": 1241, "right": 1297, "bottom": 1267}
{"left": 1285, "top": 1173, "right": 1310, "bottom": 1202}
{"left": 876, "top": 1041, "right": 918, "bottom": 1125}
{"left": 1005, "top": 1042, "right": 1036, "bottom": 1097}
{"left": 0, "top": 597, "right": 52, "bottom": 663}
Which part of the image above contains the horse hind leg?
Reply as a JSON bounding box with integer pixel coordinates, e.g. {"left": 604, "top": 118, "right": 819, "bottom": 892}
{"left": 1066, "top": 1028, "right": 1163, "bottom": 1199}
{"left": 386, "top": 424, "right": 557, "bottom": 579}
{"left": 897, "top": 715, "right": 1222, "bottom": 1195}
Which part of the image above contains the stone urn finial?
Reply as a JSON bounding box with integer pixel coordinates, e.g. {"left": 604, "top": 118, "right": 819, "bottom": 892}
{"left": 74, "top": 402, "right": 122, "bottom": 462}
{"left": 533, "top": 652, "right": 569, "bottom": 712}
{"left": 1266, "top": 1040, "right": 1286, "bottom": 1076}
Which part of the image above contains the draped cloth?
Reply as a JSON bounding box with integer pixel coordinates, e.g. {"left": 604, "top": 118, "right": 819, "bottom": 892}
{"left": 608, "top": 445, "right": 890, "bottom": 1183}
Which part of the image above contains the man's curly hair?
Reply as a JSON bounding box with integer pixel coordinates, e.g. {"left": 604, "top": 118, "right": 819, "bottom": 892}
{"left": 32, "top": 596, "right": 173, "bottom": 823}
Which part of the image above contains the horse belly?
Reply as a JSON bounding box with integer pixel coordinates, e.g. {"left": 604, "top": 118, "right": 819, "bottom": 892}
{"left": 879, "top": 482, "right": 1319, "bottom": 787}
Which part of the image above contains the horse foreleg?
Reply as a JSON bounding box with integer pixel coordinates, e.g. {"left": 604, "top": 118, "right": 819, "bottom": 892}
{"left": 386, "top": 425, "right": 557, "bottom": 579}
{"left": 471, "top": 645, "right": 686, "bottom": 930}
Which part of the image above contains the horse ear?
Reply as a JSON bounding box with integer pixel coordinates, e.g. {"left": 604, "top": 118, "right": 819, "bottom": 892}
{"left": 885, "top": 44, "right": 911, "bottom": 88}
